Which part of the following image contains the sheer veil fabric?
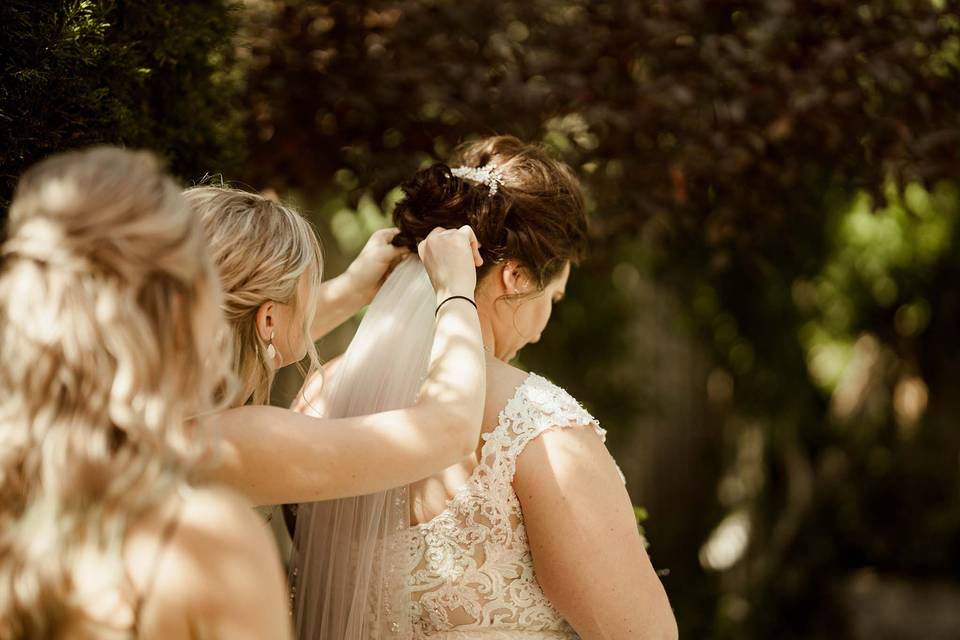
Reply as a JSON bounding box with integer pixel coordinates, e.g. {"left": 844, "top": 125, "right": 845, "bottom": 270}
{"left": 290, "top": 256, "right": 437, "bottom": 639}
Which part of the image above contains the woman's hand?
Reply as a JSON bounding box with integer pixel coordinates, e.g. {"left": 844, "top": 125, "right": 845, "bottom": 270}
{"left": 417, "top": 225, "right": 483, "bottom": 301}
{"left": 344, "top": 227, "right": 410, "bottom": 304}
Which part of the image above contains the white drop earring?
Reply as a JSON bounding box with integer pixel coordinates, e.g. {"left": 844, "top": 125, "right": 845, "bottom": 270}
{"left": 266, "top": 331, "right": 277, "bottom": 363}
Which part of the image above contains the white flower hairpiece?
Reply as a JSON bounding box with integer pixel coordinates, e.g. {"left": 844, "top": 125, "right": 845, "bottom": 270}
{"left": 450, "top": 163, "right": 504, "bottom": 197}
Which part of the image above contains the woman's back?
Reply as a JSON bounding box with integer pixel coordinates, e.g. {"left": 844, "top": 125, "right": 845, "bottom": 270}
{"left": 400, "top": 136, "right": 675, "bottom": 639}
{"left": 123, "top": 485, "right": 289, "bottom": 640}
{"left": 404, "top": 359, "right": 608, "bottom": 638}
{"left": 1, "top": 483, "right": 286, "bottom": 639}
{"left": 0, "top": 147, "right": 290, "bottom": 640}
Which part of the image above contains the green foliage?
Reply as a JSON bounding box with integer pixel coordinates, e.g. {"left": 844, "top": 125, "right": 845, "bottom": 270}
{"left": 6, "top": 1, "right": 958, "bottom": 637}
{"left": 242, "top": 0, "right": 960, "bottom": 244}
{"left": 0, "top": 0, "right": 245, "bottom": 215}
{"left": 635, "top": 505, "right": 650, "bottom": 524}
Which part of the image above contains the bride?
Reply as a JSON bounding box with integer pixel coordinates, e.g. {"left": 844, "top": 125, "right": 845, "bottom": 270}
{"left": 291, "top": 136, "right": 677, "bottom": 639}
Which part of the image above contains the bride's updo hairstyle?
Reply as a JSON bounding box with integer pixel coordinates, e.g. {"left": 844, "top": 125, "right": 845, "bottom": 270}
{"left": 0, "top": 147, "right": 234, "bottom": 637}
{"left": 392, "top": 135, "right": 589, "bottom": 292}
{"left": 184, "top": 186, "right": 323, "bottom": 407}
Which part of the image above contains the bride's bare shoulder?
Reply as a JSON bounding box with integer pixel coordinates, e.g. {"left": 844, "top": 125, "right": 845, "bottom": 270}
{"left": 483, "top": 359, "right": 534, "bottom": 419}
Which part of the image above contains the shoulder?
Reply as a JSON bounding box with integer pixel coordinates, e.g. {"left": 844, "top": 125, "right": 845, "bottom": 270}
{"left": 167, "top": 484, "right": 280, "bottom": 579}
{"left": 490, "top": 361, "right": 602, "bottom": 437}
{"left": 483, "top": 358, "right": 533, "bottom": 412}
{"left": 510, "top": 385, "right": 626, "bottom": 524}
{"left": 178, "top": 484, "right": 264, "bottom": 532}
{"left": 484, "top": 361, "right": 606, "bottom": 463}
{"left": 140, "top": 485, "right": 285, "bottom": 624}
{"left": 291, "top": 354, "right": 343, "bottom": 415}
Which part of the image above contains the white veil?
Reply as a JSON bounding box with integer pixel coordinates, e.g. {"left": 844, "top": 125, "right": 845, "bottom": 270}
{"left": 289, "top": 256, "right": 437, "bottom": 639}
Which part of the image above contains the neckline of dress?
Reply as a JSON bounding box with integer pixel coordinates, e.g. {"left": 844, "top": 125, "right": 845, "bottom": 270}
{"left": 411, "top": 371, "right": 540, "bottom": 531}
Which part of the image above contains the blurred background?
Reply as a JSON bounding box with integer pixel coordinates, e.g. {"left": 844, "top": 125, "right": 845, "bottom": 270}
{"left": 2, "top": 1, "right": 959, "bottom": 637}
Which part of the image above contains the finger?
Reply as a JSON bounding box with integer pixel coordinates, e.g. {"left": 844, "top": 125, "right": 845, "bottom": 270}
{"left": 374, "top": 227, "right": 401, "bottom": 243}
{"left": 456, "top": 225, "right": 480, "bottom": 246}
{"left": 378, "top": 255, "right": 405, "bottom": 284}
{"left": 457, "top": 225, "right": 483, "bottom": 266}
{"left": 417, "top": 227, "right": 445, "bottom": 247}
{"left": 417, "top": 227, "right": 445, "bottom": 259}
{"left": 382, "top": 244, "right": 408, "bottom": 264}
{"left": 377, "top": 232, "right": 409, "bottom": 258}
{"left": 386, "top": 254, "right": 406, "bottom": 274}
{"left": 387, "top": 243, "right": 410, "bottom": 258}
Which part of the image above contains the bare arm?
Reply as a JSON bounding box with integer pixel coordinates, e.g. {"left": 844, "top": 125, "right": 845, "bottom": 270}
{"left": 514, "top": 426, "right": 678, "bottom": 640}
{"left": 206, "top": 225, "right": 486, "bottom": 505}
{"left": 209, "top": 293, "right": 484, "bottom": 504}
{"left": 310, "top": 271, "right": 369, "bottom": 341}
{"left": 310, "top": 228, "right": 407, "bottom": 342}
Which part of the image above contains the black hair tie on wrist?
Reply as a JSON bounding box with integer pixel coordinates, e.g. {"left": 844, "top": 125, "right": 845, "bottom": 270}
{"left": 435, "top": 295, "right": 478, "bottom": 317}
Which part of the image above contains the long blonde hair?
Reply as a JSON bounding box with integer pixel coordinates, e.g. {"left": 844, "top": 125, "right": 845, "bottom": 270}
{"left": 0, "top": 147, "right": 235, "bottom": 638}
{"left": 184, "top": 186, "right": 323, "bottom": 406}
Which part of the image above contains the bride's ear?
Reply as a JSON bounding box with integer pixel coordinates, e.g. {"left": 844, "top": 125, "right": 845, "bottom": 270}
{"left": 500, "top": 261, "right": 524, "bottom": 295}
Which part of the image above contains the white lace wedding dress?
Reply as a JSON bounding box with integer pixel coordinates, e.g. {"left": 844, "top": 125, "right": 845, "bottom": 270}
{"left": 398, "top": 373, "right": 617, "bottom": 639}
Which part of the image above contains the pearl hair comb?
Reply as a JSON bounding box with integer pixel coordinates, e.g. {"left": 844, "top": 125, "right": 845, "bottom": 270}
{"left": 450, "top": 163, "right": 504, "bottom": 196}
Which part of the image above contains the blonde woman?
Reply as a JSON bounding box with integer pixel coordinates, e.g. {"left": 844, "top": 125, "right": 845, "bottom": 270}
{"left": 184, "top": 186, "right": 488, "bottom": 507}
{"left": 0, "top": 147, "right": 290, "bottom": 638}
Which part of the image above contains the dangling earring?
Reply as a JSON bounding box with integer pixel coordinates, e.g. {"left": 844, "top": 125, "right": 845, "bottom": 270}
{"left": 266, "top": 330, "right": 277, "bottom": 363}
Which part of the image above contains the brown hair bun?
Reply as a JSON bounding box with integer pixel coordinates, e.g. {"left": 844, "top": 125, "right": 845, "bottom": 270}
{"left": 392, "top": 135, "right": 588, "bottom": 288}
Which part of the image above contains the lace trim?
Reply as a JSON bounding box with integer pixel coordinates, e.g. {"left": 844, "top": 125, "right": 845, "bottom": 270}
{"left": 414, "top": 374, "right": 604, "bottom": 533}
{"left": 493, "top": 373, "right": 605, "bottom": 477}
{"left": 404, "top": 373, "right": 609, "bottom": 637}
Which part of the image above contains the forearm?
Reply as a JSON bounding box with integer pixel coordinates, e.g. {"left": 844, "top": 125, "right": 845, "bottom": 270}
{"left": 205, "top": 402, "right": 481, "bottom": 505}
{"left": 203, "top": 295, "right": 484, "bottom": 506}
{"left": 310, "top": 272, "right": 370, "bottom": 341}
{"left": 203, "top": 406, "right": 339, "bottom": 505}
{"left": 416, "top": 295, "right": 486, "bottom": 449}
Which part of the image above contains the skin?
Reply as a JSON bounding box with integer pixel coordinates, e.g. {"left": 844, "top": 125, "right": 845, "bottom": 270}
{"left": 97, "top": 280, "right": 291, "bottom": 638}
{"left": 205, "top": 226, "right": 491, "bottom": 506}
{"left": 254, "top": 269, "right": 312, "bottom": 369}
{"left": 124, "top": 486, "right": 290, "bottom": 639}
{"left": 408, "top": 260, "right": 679, "bottom": 640}
{"left": 122, "top": 227, "right": 485, "bottom": 638}
{"left": 254, "top": 228, "right": 408, "bottom": 370}
{"left": 308, "top": 227, "right": 408, "bottom": 343}
{"left": 479, "top": 260, "right": 570, "bottom": 361}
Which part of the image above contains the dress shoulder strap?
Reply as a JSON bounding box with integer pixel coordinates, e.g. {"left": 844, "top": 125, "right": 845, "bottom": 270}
{"left": 131, "top": 496, "right": 184, "bottom": 634}
{"left": 483, "top": 373, "right": 606, "bottom": 481}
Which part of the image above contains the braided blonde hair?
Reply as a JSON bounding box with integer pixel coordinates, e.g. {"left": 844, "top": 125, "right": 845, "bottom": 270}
{"left": 0, "top": 147, "right": 236, "bottom": 638}
{"left": 184, "top": 186, "right": 323, "bottom": 406}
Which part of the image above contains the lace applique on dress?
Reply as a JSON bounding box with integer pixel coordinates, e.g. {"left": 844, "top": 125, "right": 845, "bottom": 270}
{"left": 400, "top": 373, "right": 615, "bottom": 639}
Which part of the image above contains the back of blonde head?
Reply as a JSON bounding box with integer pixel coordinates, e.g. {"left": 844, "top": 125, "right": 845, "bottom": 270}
{"left": 184, "top": 186, "right": 323, "bottom": 406}
{"left": 0, "top": 147, "right": 234, "bottom": 639}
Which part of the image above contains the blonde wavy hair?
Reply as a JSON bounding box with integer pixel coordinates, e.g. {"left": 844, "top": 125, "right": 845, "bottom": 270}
{"left": 0, "top": 147, "right": 236, "bottom": 638}
{"left": 184, "top": 186, "right": 323, "bottom": 407}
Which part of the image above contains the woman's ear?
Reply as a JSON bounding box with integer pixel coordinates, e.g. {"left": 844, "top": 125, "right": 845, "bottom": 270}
{"left": 255, "top": 301, "right": 275, "bottom": 343}
{"left": 500, "top": 261, "right": 523, "bottom": 295}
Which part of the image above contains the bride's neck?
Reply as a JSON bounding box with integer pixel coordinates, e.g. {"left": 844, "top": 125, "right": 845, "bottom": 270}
{"left": 475, "top": 283, "right": 508, "bottom": 362}
{"left": 477, "top": 310, "right": 498, "bottom": 359}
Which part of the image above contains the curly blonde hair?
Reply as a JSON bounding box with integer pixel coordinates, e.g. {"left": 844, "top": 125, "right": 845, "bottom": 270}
{"left": 0, "top": 147, "right": 236, "bottom": 638}
{"left": 184, "top": 186, "right": 323, "bottom": 407}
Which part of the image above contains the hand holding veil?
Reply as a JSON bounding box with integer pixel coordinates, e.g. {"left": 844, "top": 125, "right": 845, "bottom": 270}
{"left": 290, "top": 256, "right": 438, "bottom": 639}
